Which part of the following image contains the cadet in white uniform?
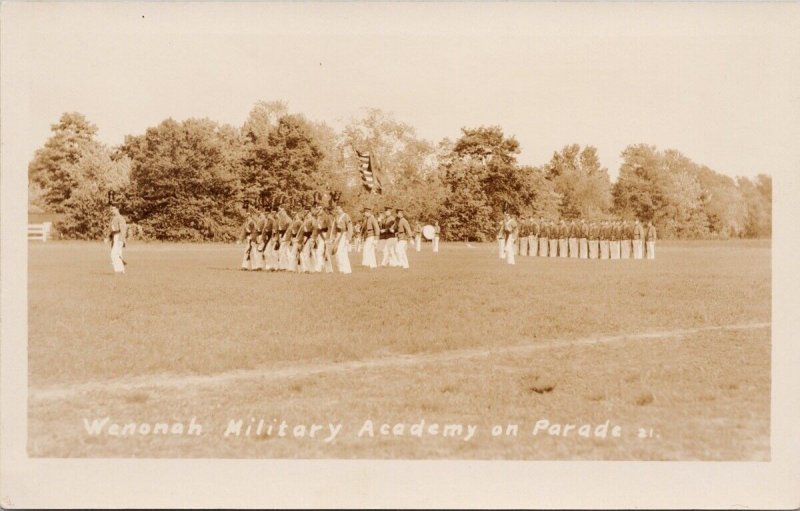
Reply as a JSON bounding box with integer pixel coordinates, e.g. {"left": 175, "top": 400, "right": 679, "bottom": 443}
{"left": 109, "top": 206, "right": 127, "bottom": 274}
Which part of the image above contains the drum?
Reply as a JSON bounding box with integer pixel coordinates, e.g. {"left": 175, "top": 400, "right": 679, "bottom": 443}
{"left": 422, "top": 225, "right": 435, "bottom": 240}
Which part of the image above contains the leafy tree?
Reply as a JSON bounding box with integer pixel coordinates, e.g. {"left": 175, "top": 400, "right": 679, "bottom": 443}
{"left": 121, "top": 118, "right": 244, "bottom": 241}
{"left": 544, "top": 144, "right": 612, "bottom": 219}
{"left": 241, "top": 114, "right": 325, "bottom": 208}
{"left": 737, "top": 175, "right": 772, "bottom": 238}
{"left": 28, "top": 112, "right": 101, "bottom": 211}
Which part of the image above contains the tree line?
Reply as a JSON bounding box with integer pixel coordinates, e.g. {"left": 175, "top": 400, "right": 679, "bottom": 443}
{"left": 28, "top": 102, "right": 771, "bottom": 242}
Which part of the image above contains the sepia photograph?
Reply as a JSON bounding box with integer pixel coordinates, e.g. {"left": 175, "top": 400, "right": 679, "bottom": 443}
{"left": 2, "top": 1, "right": 799, "bottom": 508}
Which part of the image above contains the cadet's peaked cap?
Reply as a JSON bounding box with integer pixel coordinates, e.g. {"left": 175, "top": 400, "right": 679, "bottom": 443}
{"left": 363, "top": 206, "right": 372, "bottom": 212}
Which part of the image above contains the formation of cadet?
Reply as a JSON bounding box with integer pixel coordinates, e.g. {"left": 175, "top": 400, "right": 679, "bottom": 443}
{"left": 497, "top": 216, "right": 657, "bottom": 264}
{"left": 359, "top": 206, "right": 416, "bottom": 270}
{"left": 239, "top": 202, "right": 355, "bottom": 274}
{"left": 239, "top": 203, "right": 427, "bottom": 273}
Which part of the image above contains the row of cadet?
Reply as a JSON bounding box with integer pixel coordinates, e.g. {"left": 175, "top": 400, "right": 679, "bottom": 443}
{"left": 497, "top": 215, "right": 657, "bottom": 264}
{"left": 239, "top": 203, "right": 440, "bottom": 273}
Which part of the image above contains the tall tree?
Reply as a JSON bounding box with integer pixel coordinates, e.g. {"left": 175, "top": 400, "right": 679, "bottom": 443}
{"left": 545, "top": 144, "right": 612, "bottom": 219}
{"left": 28, "top": 112, "right": 102, "bottom": 211}
{"left": 121, "top": 118, "right": 243, "bottom": 241}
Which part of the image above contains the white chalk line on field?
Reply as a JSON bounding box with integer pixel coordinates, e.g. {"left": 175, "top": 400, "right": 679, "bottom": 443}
{"left": 30, "top": 321, "right": 769, "bottom": 402}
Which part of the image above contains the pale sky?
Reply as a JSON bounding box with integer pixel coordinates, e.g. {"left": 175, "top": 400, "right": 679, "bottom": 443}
{"left": 3, "top": 2, "right": 799, "bottom": 181}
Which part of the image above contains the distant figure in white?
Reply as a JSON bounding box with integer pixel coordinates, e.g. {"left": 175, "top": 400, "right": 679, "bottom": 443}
{"left": 331, "top": 204, "right": 353, "bottom": 274}
{"left": 503, "top": 213, "right": 518, "bottom": 265}
{"left": 108, "top": 205, "right": 127, "bottom": 273}
{"left": 361, "top": 207, "right": 380, "bottom": 269}
{"left": 645, "top": 221, "right": 657, "bottom": 259}
{"left": 432, "top": 221, "right": 441, "bottom": 253}
{"left": 414, "top": 221, "right": 422, "bottom": 252}
{"left": 395, "top": 209, "right": 412, "bottom": 269}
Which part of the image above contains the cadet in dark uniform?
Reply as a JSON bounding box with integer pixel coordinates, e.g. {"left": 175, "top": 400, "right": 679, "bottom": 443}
{"left": 558, "top": 220, "right": 568, "bottom": 258}
{"left": 548, "top": 220, "right": 558, "bottom": 257}
{"left": 239, "top": 203, "right": 257, "bottom": 270}
{"left": 530, "top": 216, "right": 539, "bottom": 257}
{"left": 503, "top": 213, "right": 518, "bottom": 265}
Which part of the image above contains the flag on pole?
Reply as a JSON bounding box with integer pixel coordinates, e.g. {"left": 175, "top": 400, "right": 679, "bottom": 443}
{"left": 356, "top": 149, "right": 383, "bottom": 194}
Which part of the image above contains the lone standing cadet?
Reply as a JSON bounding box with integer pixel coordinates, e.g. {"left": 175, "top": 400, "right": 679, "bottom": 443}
{"left": 361, "top": 207, "right": 380, "bottom": 269}
{"left": 433, "top": 221, "right": 441, "bottom": 253}
{"left": 108, "top": 205, "right": 127, "bottom": 274}
{"left": 646, "top": 221, "right": 657, "bottom": 259}
{"left": 396, "top": 209, "right": 412, "bottom": 269}
{"left": 633, "top": 219, "right": 645, "bottom": 259}
{"left": 414, "top": 221, "right": 422, "bottom": 252}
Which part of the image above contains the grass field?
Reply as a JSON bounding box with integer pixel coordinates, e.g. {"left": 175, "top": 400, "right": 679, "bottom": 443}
{"left": 27, "top": 239, "right": 771, "bottom": 459}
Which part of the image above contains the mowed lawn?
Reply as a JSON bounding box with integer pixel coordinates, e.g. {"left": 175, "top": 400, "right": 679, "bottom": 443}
{"left": 27, "top": 240, "right": 771, "bottom": 459}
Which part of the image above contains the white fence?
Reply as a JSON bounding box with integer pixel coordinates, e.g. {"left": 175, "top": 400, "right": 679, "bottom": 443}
{"left": 28, "top": 222, "right": 52, "bottom": 242}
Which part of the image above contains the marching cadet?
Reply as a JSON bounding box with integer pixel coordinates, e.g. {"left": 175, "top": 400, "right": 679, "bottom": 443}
{"left": 588, "top": 221, "right": 600, "bottom": 259}
{"left": 645, "top": 221, "right": 657, "bottom": 259}
{"left": 529, "top": 216, "right": 539, "bottom": 257}
{"left": 568, "top": 219, "right": 579, "bottom": 258}
{"left": 610, "top": 220, "right": 621, "bottom": 260}
{"left": 361, "top": 207, "right": 380, "bottom": 269}
{"left": 538, "top": 217, "right": 548, "bottom": 257}
{"left": 496, "top": 218, "right": 506, "bottom": 259}
{"left": 633, "top": 219, "right": 645, "bottom": 259}
{"left": 395, "top": 208, "right": 413, "bottom": 269}
{"left": 519, "top": 217, "right": 529, "bottom": 256}
{"left": 261, "top": 206, "right": 277, "bottom": 271}
{"left": 380, "top": 208, "right": 400, "bottom": 267}
{"left": 621, "top": 220, "right": 633, "bottom": 259}
{"left": 239, "top": 203, "right": 257, "bottom": 270}
{"left": 298, "top": 208, "right": 318, "bottom": 273}
{"left": 314, "top": 205, "right": 333, "bottom": 273}
{"left": 599, "top": 220, "right": 611, "bottom": 259}
{"left": 414, "top": 221, "right": 422, "bottom": 252}
{"left": 286, "top": 211, "right": 304, "bottom": 272}
{"left": 331, "top": 204, "right": 353, "bottom": 274}
{"left": 503, "top": 212, "right": 518, "bottom": 265}
{"left": 558, "top": 220, "right": 569, "bottom": 258}
{"left": 276, "top": 205, "right": 293, "bottom": 271}
{"left": 251, "top": 207, "right": 267, "bottom": 271}
{"left": 433, "top": 220, "right": 441, "bottom": 253}
{"left": 548, "top": 220, "right": 558, "bottom": 257}
{"left": 108, "top": 205, "right": 127, "bottom": 274}
{"left": 579, "top": 219, "right": 589, "bottom": 259}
